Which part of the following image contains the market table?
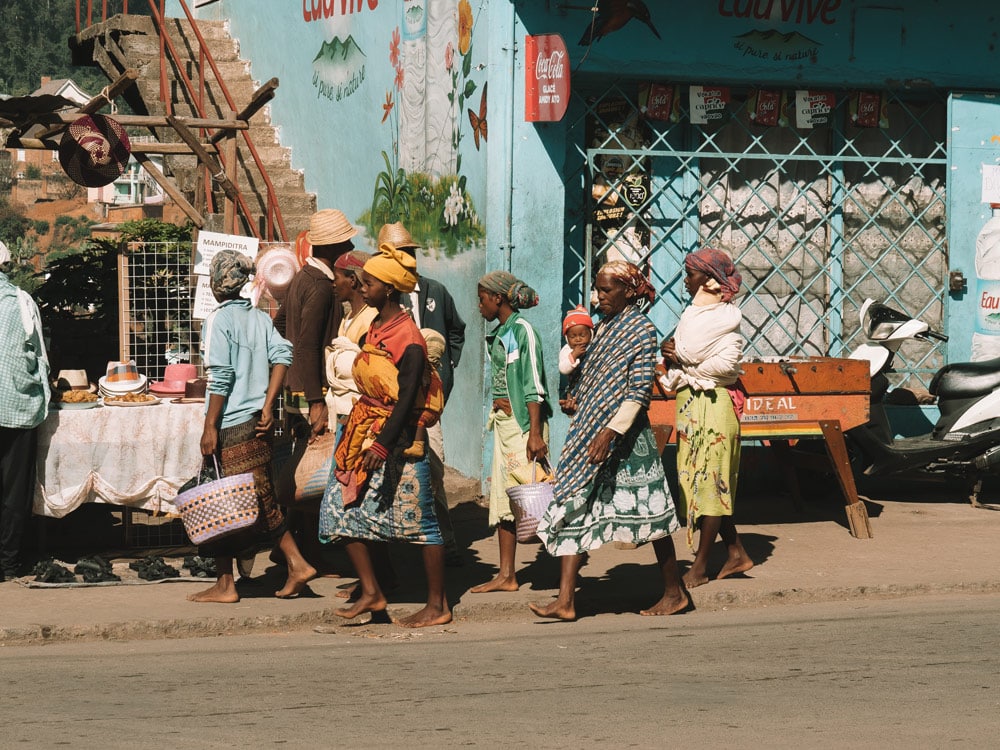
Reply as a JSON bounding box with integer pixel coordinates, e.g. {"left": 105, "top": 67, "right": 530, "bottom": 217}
{"left": 33, "top": 400, "right": 205, "bottom": 519}
{"left": 650, "top": 357, "right": 873, "bottom": 538}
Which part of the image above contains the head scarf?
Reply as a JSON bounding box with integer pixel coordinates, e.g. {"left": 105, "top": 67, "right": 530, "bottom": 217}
{"left": 421, "top": 328, "right": 447, "bottom": 365}
{"left": 562, "top": 304, "right": 594, "bottom": 335}
{"left": 209, "top": 249, "right": 255, "bottom": 298}
{"left": 597, "top": 260, "right": 655, "bottom": 302}
{"left": 334, "top": 249, "right": 372, "bottom": 277}
{"left": 363, "top": 242, "right": 418, "bottom": 293}
{"left": 685, "top": 247, "right": 742, "bottom": 303}
{"left": 478, "top": 271, "right": 539, "bottom": 310}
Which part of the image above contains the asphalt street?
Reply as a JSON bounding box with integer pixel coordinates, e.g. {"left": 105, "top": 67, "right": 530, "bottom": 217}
{"left": 4, "top": 593, "right": 998, "bottom": 748}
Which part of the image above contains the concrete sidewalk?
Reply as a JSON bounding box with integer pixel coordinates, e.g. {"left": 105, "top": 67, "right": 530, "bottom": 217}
{"left": 2, "top": 472, "right": 1000, "bottom": 646}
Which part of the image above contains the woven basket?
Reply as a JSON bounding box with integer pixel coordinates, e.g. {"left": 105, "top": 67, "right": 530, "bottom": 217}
{"left": 174, "top": 457, "right": 259, "bottom": 545}
{"left": 506, "top": 461, "right": 554, "bottom": 544}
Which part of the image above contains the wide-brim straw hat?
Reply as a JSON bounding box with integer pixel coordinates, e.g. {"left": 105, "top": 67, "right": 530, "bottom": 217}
{"left": 306, "top": 209, "right": 358, "bottom": 246}
{"left": 58, "top": 114, "right": 131, "bottom": 188}
{"left": 377, "top": 221, "right": 419, "bottom": 250}
{"left": 255, "top": 245, "right": 300, "bottom": 299}
{"left": 53, "top": 369, "right": 97, "bottom": 393}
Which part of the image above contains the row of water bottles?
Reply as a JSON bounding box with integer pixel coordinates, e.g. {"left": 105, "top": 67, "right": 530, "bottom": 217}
{"left": 972, "top": 204, "right": 1000, "bottom": 361}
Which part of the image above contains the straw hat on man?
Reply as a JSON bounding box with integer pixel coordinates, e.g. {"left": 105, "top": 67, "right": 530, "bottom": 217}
{"left": 273, "top": 208, "right": 359, "bottom": 572}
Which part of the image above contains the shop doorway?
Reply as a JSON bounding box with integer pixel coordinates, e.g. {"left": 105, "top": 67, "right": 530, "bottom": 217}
{"left": 563, "top": 82, "right": 948, "bottom": 390}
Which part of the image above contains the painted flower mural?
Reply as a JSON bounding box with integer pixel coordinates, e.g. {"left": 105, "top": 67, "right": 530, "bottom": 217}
{"left": 362, "top": 7, "right": 486, "bottom": 258}
{"left": 458, "top": 0, "right": 473, "bottom": 55}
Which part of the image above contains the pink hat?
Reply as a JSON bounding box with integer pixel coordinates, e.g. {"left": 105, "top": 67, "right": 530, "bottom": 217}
{"left": 150, "top": 363, "right": 198, "bottom": 395}
{"left": 562, "top": 305, "right": 594, "bottom": 335}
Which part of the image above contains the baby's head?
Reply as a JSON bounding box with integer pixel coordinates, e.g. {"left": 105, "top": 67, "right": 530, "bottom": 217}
{"left": 420, "top": 328, "right": 447, "bottom": 367}
{"left": 562, "top": 305, "right": 594, "bottom": 347}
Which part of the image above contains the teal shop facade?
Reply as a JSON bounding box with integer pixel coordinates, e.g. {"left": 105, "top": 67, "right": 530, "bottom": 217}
{"left": 178, "top": 1, "right": 1000, "bottom": 479}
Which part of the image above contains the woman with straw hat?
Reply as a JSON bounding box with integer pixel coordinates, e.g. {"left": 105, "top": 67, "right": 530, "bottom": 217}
{"left": 318, "top": 243, "right": 449, "bottom": 628}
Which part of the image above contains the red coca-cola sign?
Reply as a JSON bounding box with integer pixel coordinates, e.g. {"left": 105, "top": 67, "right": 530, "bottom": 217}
{"left": 525, "top": 34, "right": 570, "bottom": 122}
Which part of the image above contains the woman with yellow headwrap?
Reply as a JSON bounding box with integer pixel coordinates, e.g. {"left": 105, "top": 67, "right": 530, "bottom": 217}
{"left": 319, "top": 242, "right": 448, "bottom": 629}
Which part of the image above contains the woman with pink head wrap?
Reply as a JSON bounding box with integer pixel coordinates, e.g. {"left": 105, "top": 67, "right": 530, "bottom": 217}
{"left": 660, "top": 247, "right": 751, "bottom": 589}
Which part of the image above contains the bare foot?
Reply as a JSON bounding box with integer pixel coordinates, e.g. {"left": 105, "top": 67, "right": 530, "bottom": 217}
{"left": 470, "top": 574, "right": 519, "bottom": 593}
{"left": 682, "top": 570, "right": 709, "bottom": 589}
{"left": 397, "top": 605, "right": 452, "bottom": 628}
{"left": 333, "top": 591, "right": 388, "bottom": 620}
{"left": 275, "top": 561, "right": 317, "bottom": 599}
{"left": 187, "top": 581, "right": 240, "bottom": 603}
{"left": 336, "top": 583, "right": 359, "bottom": 600}
{"left": 717, "top": 555, "right": 754, "bottom": 580}
{"left": 528, "top": 600, "right": 576, "bottom": 622}
{"left": 640, "top": 592, "right": 692, "bottom": 616}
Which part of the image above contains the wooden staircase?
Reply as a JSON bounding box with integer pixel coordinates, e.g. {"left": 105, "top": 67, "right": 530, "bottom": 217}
{"left": 70, "top": 12, "right": 316, "bottom": 240}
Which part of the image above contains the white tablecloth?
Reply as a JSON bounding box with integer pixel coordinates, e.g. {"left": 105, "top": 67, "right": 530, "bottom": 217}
{"left": 34, "top": 401, "right": 205, "bottom": 518}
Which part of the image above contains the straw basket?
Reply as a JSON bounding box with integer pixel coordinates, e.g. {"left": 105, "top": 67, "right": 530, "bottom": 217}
{"left": 506, "top": 461, "right": 554, "bottom": 544}
{"left": 174, "top": 457, "right": 259, "bottom": 545}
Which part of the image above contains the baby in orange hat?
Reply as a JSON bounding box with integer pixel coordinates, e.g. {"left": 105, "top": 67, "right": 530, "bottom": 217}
{"left": 558, "top": 303, "right": 594, "bottom": 375}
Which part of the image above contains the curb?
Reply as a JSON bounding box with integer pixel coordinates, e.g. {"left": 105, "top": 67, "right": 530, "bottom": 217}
{"left": 3, "top": 579, "right": 999, "bottom": 647}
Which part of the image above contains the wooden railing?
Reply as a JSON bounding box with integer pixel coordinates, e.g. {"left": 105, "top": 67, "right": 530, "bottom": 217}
{"left": 74, "top": 0, "right": 287, "bottom": 240}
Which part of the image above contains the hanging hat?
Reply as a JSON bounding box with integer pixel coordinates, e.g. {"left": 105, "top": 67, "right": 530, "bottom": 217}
{"left": 53, "top": 369, "right": 97, "bottom": 393}
{"left": 377, "top": 222, "right": 419, "bottom": 250}
{"left": 58, "top": 114, "right": 132, "bottom": 188}
{"left": 150, "top": 363, "right": 198, "bottom": 396}
{"left": 254, "top": 245, "right": 300, "bottom": 301}
{"left": 306, "top": 209, "right": 358, "bottom": 246}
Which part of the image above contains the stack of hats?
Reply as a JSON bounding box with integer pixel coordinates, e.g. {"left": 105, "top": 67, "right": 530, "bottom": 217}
{"left": 149, "top": 363, "right": 198, "bottom": 397}
{"left": 98, "top": 361, "right": 148, "bottom": 399}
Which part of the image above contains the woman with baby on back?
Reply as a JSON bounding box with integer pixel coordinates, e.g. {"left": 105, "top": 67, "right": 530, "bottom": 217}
{"left": 660, "top": 247, "right": 752, "bottom": 589}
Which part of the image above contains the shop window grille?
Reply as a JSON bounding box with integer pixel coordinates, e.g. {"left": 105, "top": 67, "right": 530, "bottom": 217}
{"left": 120, "top": 240, "right": 201, "bottom": 380}
{"left": 563, "top": 81, "right": 948, "bottom": 391}
{"left": 119, "top": 240, "right": 289, "bottom": 433}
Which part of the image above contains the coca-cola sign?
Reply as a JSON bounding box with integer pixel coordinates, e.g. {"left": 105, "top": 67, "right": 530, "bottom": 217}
{"left": 525, "top": 34, "right": 570, "bottom": 122}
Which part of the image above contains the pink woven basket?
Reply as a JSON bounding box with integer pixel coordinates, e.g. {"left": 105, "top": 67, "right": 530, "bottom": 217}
{"left": 506, "top": 460, "right": 554, "bottom": 544}
{"left": 174, "top": 458, "right": 259, "bottom": 545}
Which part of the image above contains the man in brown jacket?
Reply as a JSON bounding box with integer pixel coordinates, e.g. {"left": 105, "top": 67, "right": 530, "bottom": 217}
{"left": 273, "top": 209, "right": 357, "bottom": 572}
{"left": 275, "top": 209, "right": 358, "bottom": 440}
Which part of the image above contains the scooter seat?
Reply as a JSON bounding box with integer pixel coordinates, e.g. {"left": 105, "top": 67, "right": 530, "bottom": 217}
{"left": 930, "top": 356, "right": 1000, "bottom": 400}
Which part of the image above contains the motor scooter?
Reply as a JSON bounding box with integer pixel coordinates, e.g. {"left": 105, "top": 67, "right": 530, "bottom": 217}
{"left": 847, "top": 299, "right": 1000, "bottom": 506}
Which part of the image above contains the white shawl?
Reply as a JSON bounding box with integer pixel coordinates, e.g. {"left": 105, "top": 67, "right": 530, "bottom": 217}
{"left": 660, "top": 302, "right": 743, "bottom": 392}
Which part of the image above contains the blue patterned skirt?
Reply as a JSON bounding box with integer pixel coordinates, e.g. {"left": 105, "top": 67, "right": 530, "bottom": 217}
{"left": 318, "top": 451, "right": 442, "bottom": 545}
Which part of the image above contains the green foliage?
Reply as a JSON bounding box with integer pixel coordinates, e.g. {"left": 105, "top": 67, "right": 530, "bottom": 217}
{"left": 0, "top": 0, "right": 149, "bottom": 97}
{"left": 118, "top": 219, "right": 195, "bottom": 245}
{"left": 0, "top": 199, "right": 29, "bottom": 245}
{"left": 361, "top": 171, "right": 484, "bottom": 258}
{"left": 32, "top": 238, "right": 119, "bottom": 324}
{"left": 24, "top": 164, "right": 42, "bottom": 180}
{"left": 370, "top": 151, "right": 411, "bottom": 225}
{"left": 33, "top": 220, "right": 50, "bottom": 235}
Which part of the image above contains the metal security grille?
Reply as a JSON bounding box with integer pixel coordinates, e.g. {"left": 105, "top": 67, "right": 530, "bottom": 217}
{"left": 563, "top": 81, "right": 948, "bottom": 389}
{"left": 120, "top": 241, "right": 199, "bottom": 380}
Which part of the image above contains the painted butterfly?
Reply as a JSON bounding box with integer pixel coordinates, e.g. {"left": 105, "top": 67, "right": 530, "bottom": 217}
{"left": 468, "top": 82, "right": 488, "bottom": 151}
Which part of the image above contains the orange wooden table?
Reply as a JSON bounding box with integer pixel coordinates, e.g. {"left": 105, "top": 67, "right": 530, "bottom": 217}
{"left": 650, "top": 357, "right": 873, "bottom": 538}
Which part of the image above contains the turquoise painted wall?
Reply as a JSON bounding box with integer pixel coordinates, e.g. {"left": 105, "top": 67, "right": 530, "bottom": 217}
{"left": 178, "top": 0, "right": 491, "bottom": 479}
{"left": 173, "top": 1, "right": 1000, "bottom": 478}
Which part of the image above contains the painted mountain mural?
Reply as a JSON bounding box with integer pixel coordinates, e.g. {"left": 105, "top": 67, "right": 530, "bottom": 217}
{"left": 735, "top": 29, "right": 819, "bottom": 52}
{"left": 312, "top": 36, "right": 367, "bottom": 102}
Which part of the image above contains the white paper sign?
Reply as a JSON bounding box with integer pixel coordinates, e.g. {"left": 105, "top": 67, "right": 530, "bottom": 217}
{"left": 982, "top": 164, "right": 1000, "bottom": 204}
{"left": 192, "top": 275, "right": 220, "bottom": 320}
{"left": 193, "top": 230, "right": 259, "bottom": 275}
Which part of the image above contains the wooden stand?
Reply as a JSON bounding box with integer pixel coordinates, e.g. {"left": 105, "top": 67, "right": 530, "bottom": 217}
{"left": 651, "top": 357, "right": 874, "bottom": 539}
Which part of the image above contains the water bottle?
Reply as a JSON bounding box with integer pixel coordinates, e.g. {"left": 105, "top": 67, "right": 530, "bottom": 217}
{"left": 971, "top": 204, "right": 1000, "bottom": 361}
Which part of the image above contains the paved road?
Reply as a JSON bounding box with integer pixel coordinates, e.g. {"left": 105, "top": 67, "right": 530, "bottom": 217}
{"left": 5, "top": 594, "right": 998, "bottom": 748}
